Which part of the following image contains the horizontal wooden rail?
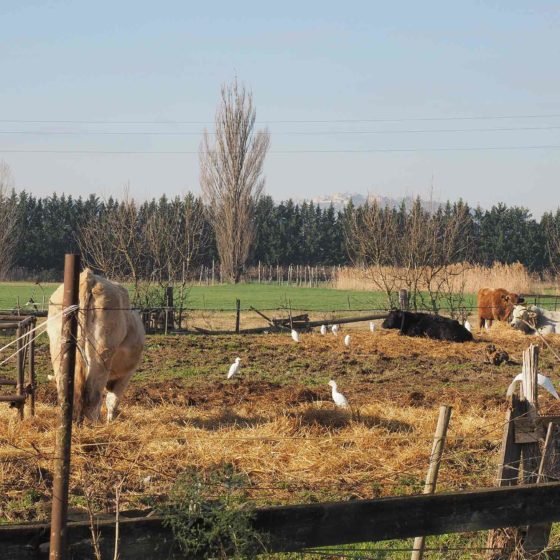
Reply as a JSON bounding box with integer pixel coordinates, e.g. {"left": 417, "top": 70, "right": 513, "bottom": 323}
{"left": 0, "top": 395, "right": 26, "bottom": 403}
{"left": 5, "top": 482, "right": 560, "bottom": 558}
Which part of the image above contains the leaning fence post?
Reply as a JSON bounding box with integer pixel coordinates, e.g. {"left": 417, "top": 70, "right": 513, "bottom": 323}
{"left": 49, "top": 253, "right": 80, "bottom": 560}
{"left": 410, "top": 405, "right": 452, "bottom": 560}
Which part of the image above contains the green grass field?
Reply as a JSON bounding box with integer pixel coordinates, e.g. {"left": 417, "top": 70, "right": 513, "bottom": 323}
{"left": 0, "top": 281, "right": 482, "bottom": 313}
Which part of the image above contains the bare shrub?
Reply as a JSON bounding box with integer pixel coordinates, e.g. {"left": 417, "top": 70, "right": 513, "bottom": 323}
{"left": 200, "top": 79, "right": 270, "bottom": 283}
{"left": 347, "top": 199, "right": 472, "bottom": 316}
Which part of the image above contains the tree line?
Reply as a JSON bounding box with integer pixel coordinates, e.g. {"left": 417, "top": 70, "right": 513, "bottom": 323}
{"left": 1, "top": 189, "right": 560, "bottom": 280}
{"left": 0, "top": 78, "right": 559, "bottom": 294}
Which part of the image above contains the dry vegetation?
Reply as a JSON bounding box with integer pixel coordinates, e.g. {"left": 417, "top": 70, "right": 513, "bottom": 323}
{"left": 334, "top": 262, "right": 557, "bottom": 295}
{"left": 2, "top": 322, "right": 560, "bottom": 529}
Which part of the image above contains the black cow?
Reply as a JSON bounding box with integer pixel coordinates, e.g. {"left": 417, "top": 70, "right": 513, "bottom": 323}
{"left": 381, "top": 310, "right": 473, "bottom": 343}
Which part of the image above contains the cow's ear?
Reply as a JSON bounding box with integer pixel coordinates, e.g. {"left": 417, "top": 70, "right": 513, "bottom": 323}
{"left": 528, "top": 311, "right": 538, "bottom": 320}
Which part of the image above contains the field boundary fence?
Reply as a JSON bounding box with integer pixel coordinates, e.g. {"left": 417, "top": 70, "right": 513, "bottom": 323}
{"left": 0, "top": 315, "right": 37, "bottom": 418}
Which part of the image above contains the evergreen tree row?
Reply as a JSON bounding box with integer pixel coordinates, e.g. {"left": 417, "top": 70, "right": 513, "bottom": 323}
{"left": 7, "top": 191, "right": 560, "bottom": 279}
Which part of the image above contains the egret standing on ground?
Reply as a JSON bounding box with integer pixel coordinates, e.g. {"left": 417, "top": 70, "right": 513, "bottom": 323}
{"left": 344, "top": 334, "right": 351, "bottom": 347}
{"left": 291, "top": 329, "right": 300, "bottom": 343}
{"left": 320, "top": 324, "right": 327, "bottom": 335}
{"left": 332, "top": 324, "right": 340, "bottom": 336}
{"left": 369, "top": 321, "right": 376, "bottom": 333}
{"left": 328, "top": 380, "right": 349, "bottom": 408}
{"left": 227, "top": 357, "right": 241, "bottom": 379}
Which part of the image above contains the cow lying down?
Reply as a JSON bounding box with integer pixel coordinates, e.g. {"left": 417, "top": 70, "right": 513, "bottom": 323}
{"left": 382, "top": 310, "right": 473, "bottom": 343}
{"left": 510, "top": 305, "right": 560, "bottom": 335}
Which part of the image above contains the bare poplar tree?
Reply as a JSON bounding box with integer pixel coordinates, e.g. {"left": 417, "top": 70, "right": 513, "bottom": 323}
{"left": 0, "top": 161, "right": 19, "bottom": 279}
{"left": 543, "top": 210, "right": 560, "bottom": 282}
{"left": 200, "top": 79, "right": 270, "bottom": 283}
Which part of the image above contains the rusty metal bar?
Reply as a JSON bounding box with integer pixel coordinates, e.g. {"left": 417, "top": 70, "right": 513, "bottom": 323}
{"left": 16, "top": 325, "right": 24, "bottom": 420}
{"left": 49, "top": 253, "right": 80, "bottom": 560}
{"left": 28, "top": 318, "right": 36, "bottom": 416}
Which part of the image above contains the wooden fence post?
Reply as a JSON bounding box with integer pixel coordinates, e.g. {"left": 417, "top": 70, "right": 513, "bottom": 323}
{"left": 235, "top": 299, "right": 241, "bottom": 334}
{"left": 411, "top": 405, "right": 452, "bottom": 560}
{"left": 49, "top": 253, "right": 80, "bottom": 560}
{"left": 165, "top": 286, "right": 174, "bottom": 333}
{"left": 399, "top": 289, "right": 409, "bottom": 311}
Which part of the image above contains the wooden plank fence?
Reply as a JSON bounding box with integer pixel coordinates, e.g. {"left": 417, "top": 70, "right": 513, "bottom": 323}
{"left": 4, "top": 482, "right": 560, "bottom": 559}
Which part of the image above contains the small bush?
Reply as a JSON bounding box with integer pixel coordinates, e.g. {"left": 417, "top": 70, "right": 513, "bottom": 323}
{"left": 162, "top": 464, "right": 267, "bottom": 559}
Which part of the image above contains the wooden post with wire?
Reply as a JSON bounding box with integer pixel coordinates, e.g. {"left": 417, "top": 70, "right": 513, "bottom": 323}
{"left": 410, "top": 405, "right": 452, "bottom": 560}
{"left": 49, "top": 253, "right": 80, "bottom": 560}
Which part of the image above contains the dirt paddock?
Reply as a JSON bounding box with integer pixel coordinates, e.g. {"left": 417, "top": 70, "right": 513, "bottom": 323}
{"left": 1, "top": 321, "right": 560, "bottom": 526}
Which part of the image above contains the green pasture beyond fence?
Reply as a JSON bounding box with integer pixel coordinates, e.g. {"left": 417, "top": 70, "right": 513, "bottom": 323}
{"left": 0, "top": 282, "right": 484, "bottom": 313}
{"left": 2, "top": 282, "right": 558, "bottom": 314}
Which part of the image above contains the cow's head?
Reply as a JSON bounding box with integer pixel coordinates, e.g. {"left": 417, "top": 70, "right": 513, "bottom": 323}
{"left": 510, "top": 305, "right": 537, "bottom": 333}
{"left": 382, "top": 309, "right": 402, "bottom": 330}
{"left": 501, "top": 292, "right": 525, "bottom": 320}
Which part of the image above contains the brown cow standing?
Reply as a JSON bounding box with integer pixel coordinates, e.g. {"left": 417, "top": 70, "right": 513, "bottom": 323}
{"left": 477, "top": 288, "right": 524, "bottom": 331}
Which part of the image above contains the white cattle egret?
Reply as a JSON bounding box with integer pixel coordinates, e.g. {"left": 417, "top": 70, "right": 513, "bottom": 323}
{"left": 291, "top": 329, "right": 300, "bottom": 343}
{"left": 227, "top": 357, "right": 241, "bottom": 379}
{"left": 320, "top": 324, "right": 327, "bottom": 335}
{"left": 369, "top": 321, "right": 376, "bottom": 333}
{"left": 328, "top": 380, "right": 349, "bottom": 408}
{"left": 464, "top": 320, "right": 472, "bottom": 333}
{"left": 506, "top": 372, "right": 560, "bottom": 400}
{"left": 332, "top": 324, "right": 340, "bottom": 336}
{"left": 344, "top": 334, "right": 351, "bottom": 347}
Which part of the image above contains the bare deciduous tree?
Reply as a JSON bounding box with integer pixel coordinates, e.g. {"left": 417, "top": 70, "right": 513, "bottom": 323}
{"left": 348, "top": 198, "right": 472, "bottom": 316}
{"left": 0, "top": 161, "right": 19, "bottom": 279}
{"left": 200, "top": 79, "right": 270, "bottom": 283}
{"left": 144, "top": 193, "right": 209, "bottom": 309}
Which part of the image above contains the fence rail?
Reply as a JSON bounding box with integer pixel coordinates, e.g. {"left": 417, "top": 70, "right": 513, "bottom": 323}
{"left": 4, "top": 481, "right": 560, "bottom": 559}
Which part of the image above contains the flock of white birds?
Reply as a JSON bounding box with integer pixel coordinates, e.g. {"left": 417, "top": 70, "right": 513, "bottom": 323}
{"left": 225, "top": 318, "right": 560, "bottom": 410}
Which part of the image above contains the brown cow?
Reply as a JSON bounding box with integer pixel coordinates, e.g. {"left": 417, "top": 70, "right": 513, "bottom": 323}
{"left": 477, "top": 288, "right": 524, "bottom": 331}
{"left": 47, "top": 269, "right": 145, "bottom": 422}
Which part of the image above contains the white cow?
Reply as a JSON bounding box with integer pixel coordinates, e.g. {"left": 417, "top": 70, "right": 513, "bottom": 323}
{"left": 48, "top": 269, "right": 145, "bottom": 422}
{"left": 510, "top": 305, "right": 560, "bottom": 335}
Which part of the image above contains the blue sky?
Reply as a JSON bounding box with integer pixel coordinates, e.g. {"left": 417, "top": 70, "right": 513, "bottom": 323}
{"left": 1, "top": 1, "right": 559, "bottom": 214}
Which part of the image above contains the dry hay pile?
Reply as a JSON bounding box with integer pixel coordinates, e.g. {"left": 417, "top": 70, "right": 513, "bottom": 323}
{"left": 1, "top": 325, "right": 560, "bottom": 523}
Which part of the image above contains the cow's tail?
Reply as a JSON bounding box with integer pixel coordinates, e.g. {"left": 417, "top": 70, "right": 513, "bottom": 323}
{"left": 74, "top": 269, "right": 93, "bottom": 422}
